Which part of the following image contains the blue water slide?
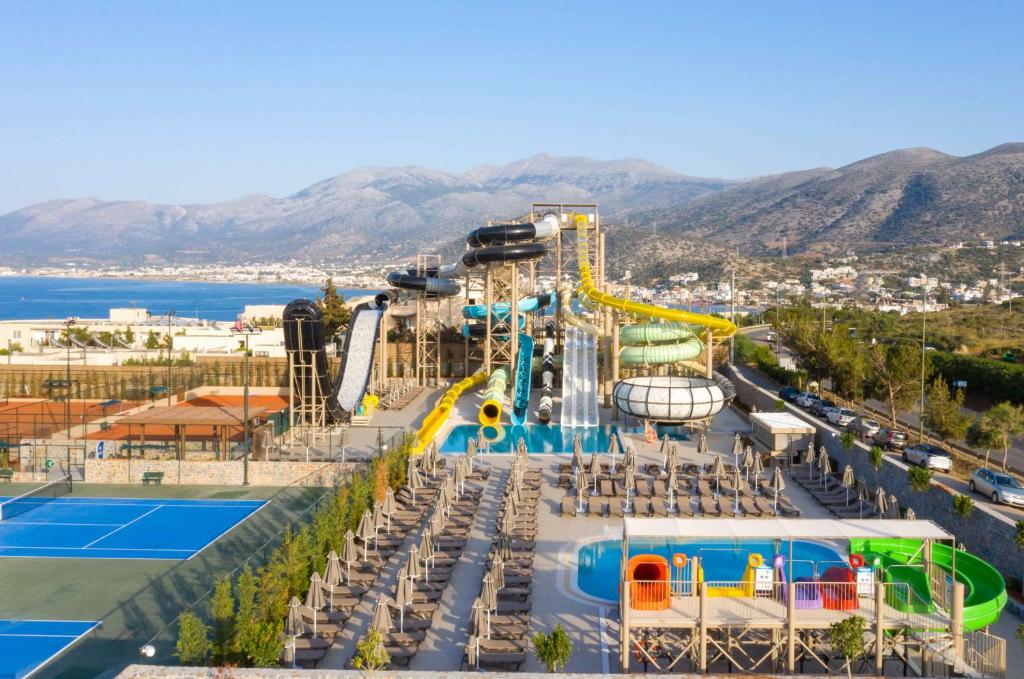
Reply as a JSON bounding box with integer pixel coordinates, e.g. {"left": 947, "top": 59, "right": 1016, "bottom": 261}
{"left": 461, "top": 293, "right": 553, "bottom": 321}
{"left": 510, "top": 332, "right": 535, "bottom": 426}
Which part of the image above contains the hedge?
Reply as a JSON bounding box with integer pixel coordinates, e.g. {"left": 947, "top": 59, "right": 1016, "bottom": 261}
{"left": 929, "top": 351, "right": 1024, "bottom": 405}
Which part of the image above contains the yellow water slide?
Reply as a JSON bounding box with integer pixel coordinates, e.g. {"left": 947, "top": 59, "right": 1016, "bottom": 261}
{"left": 413, "top": 370, "right": 488, "bottom": 454}
{"left": 573, "top": 214, "right": 737, "bottom": 339}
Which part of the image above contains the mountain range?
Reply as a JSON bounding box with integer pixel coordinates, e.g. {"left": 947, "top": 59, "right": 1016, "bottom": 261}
{"left": 1, "top": 145, "right": 1022, "bottom": 265}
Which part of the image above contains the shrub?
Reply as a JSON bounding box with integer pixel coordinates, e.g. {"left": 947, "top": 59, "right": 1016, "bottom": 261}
{"left": 1016, "top": 520, "right": 1024, "bottom": 551}
{"left": 774, "top": 399, "right": 786, "bottom": 412}
{"left": 829, "top": 615, "right": 866, "bottom": 679}
{"left": 840, "top": 431, "right": 857, "bottom": 454}
{"left": 352, "top": 629, "right": 390, "bottom": 670}
{"left": 868, "top": 446, "right": 884, "bottom": 470}
{"left": 532, "top": 623, "right": 574, "bottom": 673}
{"left": 210, "top": 575, "right": 235, "bottom": 663}
{"left": 952, "top": 494, "right": 973, "bottom": 520}
{"left": 907, "top": 466, "right": 933, "bottom": 493}
{"left": 238, "top": 620, "right": 283, "bottom": 667}
{"left": 175, "top": 612, "right": 210, "bottom": 666}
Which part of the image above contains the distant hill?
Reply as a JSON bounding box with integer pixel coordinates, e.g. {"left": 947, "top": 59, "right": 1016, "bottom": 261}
{"left": 620, "top": 143, "right": 1024, "bottom": 258}
{"left": 3, "top": 145, "right": 1022, "bottom": 266}
{"left": 0, "top": 154, "right": 728, "bottom": 264}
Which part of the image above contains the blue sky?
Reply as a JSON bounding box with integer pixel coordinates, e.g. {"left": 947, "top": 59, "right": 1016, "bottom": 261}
{"left": 1, "top": 0, "right": 1021, "bottom": 212}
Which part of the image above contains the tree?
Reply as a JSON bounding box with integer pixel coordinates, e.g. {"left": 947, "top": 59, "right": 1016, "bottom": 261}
{"left": 352, "top": 629, "right": 390, "bottom": 671}
{"left": 318, "top": 278, "right": 351, "bottom": 339}
{"left": 908, "top": 466, "right": 932, "bottom": 493}
{"left": 952, "top": 494, "right": 974, "bottom": 520}
{"left": 980, "top": 402, "right": 1024, "bottom": 470}
{"left": 210, "top": 575, "right": 235, "bottom": 663}
{"left": 966, "top": 417, "right": 1001, "bottom": 466}
{"left": 1015, "top": 520, "right": 1024, "bottom": 551}
{"left": 829, "top": 615, "right": 866, "bottom": 679}
{"left": 925, "top": 379, "right": 970, "bottom": 444}
{"left": 840, "top": 431, "right": 857, "bottom": 456}
{"left": 235, "top": 566, "right": 257, "bottom": 642}
{"left": 868, "top": 343, "right": 925, "bottom": 428}
{"left": 123, "top": 326, "right": 136, "bottom": 344}
{"left": 532, "top": 623, "right": 574, "bottom": 673}
{"left": 145, "top": 330, "right": 160, "bottom": 350}
{"left": 238, "top": 620, "right": 283, "bottom": 667}
{"left": 175, "top": 612, "right": 210, "bottom": 666}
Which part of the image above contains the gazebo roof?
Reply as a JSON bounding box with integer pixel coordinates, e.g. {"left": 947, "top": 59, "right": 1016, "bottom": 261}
{"left": 623, "top": 518, "right": 952, "bottom": 541}
{"left": 118, "top": 406, "right": 267, "bottom": 427}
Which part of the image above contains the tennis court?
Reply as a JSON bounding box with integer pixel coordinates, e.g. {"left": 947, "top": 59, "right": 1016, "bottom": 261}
{"left": 0, "top": 619, "right": 100, "bottom": 678}
{"left": 0, "top": 481, "right": 265, "bottom": 559}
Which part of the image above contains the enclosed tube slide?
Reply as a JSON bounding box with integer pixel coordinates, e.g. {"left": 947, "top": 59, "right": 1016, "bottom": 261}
{"left": 283, "top": 293, "right": 393, "bottom": 421}
{"left": 618, "top": 322, "right": 704, "bottom": 365}
{"left": 480, "top": 367, "right": 510, "bottom": 426}
{"left": 461, "top": 293, "right": 553, "bottom": 340}
{"left": 414, "top": 370, "right": 489, "bottom": 453}
{"left": 538, "top": 322, "right": 556, "bottom": 424}
{"left": 510, "top": 332, "right": 535, "bottom": 426}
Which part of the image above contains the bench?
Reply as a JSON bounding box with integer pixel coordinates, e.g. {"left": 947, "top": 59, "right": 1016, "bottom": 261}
{"left": 142, "top": 471, "right": 164, "bottom": 486}
{"left": 0, "top": 469, "right": 12, "bottom": 483}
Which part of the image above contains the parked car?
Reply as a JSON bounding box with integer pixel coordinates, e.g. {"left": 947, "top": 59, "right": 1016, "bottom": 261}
{"left": 872, "top": 428, "right": 908, "bottom": 451}
{"left": 809, "top": 399, "right": 837, "bottom": 418}
{"left": 903, "top": 443, "right": 953, "bottom": 471}
{"left": 847, "top": 416, "right": 881, "bottom": 440}
{"left": 827, "top": 408, "right": 857, "bottom": 427}
{"left": 765, "top": 331, "right": 776, "bottom": 342}
{"left": 795, "top": 392, "right": 819, "bottom": 408}
{"left": 969, "top": 468, "right": 1024, "bottom": 507}
{"left": 778, "top": 386, "right": 801, "bottom": 403}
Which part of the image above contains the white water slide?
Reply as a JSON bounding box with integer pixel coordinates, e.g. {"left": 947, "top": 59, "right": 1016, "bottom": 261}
{"left": 333, "top": 307, "right": 383, "bottom": 413}
{"left": 560, "top": 325, "right": 600, "bottom": 427}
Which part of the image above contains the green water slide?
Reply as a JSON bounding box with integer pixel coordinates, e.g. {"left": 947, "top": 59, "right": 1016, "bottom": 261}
{"left": 618, "top": 322, "right": 703, "bottom": 366}
{"left": 850, "top": 538, "right": 1006, "bottom": 631}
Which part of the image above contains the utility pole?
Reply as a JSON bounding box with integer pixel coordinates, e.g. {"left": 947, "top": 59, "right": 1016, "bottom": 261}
{"left": 63, "top": 317, "right": 75, "bottom": 476}
{"left": 234, "top": 320, "right": 260, "bottom": 486}
{"left": 920, "top": 288, "right": 927, "bottom": 443}
{"left": 729, "top": 265, "right": 736, "bottom": 363}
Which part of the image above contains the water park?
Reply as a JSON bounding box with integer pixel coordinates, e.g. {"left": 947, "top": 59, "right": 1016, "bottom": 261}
{"left": 2, "top": 204, "right": 1016, "bottom": 678}
{"left": 264, "top": 203, "right": 1015, "bottom": 676}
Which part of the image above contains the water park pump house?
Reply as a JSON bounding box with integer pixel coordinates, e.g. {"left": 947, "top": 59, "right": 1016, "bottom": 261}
{"left": 618, "top": 517, "right": 1004, "bottom": 675}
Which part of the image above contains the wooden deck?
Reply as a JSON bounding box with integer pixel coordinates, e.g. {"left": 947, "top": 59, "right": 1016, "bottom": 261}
{"left": 629, "top": 594, "right": 950, "bottom": 631}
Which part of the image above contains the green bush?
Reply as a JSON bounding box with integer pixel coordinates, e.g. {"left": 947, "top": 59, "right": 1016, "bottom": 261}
{"left": 952, "top": 494, "right": 973, "bottom": 520}
{"left": 352, "top": 629, "right": 390, "bottom": 670}
{"left": 175, "top": 612, "right": 210, "bottom": 666}
{"left": 238, "top": 620, "right": 283, "bottom": 667}
{"left": 868, "top": 446, "right": 884, "bottom": 470}
{"left": 210, "top": 575, "right": 235, "bottom": 663}
{"left": 907, "top": 466, "right": 933, "bottom": 493}
{"left": 532, "top": 623, "right": 574, "bottom": 673}
{"left": 930, "top": 351, "right": 1024, "bottom": 405}
{"left": 829, "top": 615, "right": 866, "bottom": 679}
{"left": 1015, "top": 521, "right": 1024, "bottom": 551}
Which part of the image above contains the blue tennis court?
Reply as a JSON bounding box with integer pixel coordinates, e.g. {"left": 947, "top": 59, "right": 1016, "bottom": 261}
{"left": 0, "top": 619, "right": 100, "bottom": 678}
{"left": 0, "top": 497, "right": 265, "bottom": 559}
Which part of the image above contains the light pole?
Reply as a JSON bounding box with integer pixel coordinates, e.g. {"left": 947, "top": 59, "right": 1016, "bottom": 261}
{"left": 232, "top": 320, "right": 260, "bottom": 486}
{"left": 920, "top": 287, "right": 928, "bottom": 443}
{"left": 165, "top": 309, "right": 175, "bottom": 406}
{"left": 63, "top": 318, "right": 75, "bottom": 475}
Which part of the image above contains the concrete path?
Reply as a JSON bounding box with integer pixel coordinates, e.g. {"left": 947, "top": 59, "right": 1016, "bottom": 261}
{"left": 409, "top": 462, "right": 502, "bottom": 669}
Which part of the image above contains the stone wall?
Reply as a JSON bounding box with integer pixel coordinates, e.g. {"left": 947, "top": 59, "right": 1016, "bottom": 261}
{"left": 84, "top": 458, "right": 349, "bottom": 487}
{"left": 725, "top": 363, "right": 1024, "bottom": 582}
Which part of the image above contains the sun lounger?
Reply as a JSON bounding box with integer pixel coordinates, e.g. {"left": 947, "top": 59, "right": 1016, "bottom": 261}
{"left": 599, "top": 479, "right": 615, "bottom": 497}
{"left": 740, "top": 496, "right": 763, "bottom": 517}
{"left": 384, "top": 631, "right": 427, "bottom": 645}
{"left": 697, "top": 479, "right": 715, "bottom": 496}
{"left": 560, "top": 495, "right": 577, "bottom": 516}
{"left": 463, "top": 650, "right": 525, "bottom": 671}
{"left": 754, "top": 496, "right": 777, "bottom": 516}
{"left": 588, "top": 498, "right": 607, "bottom": 517}
{"left": 290, "top": 648, "right": 327, "bottom": 667}
{"left": 700, "top": 496, "right": 720, "bottom": 517}
{"left": 496, "top": 600, "right": 532, "bottom": 615}
{"left": 676, "top": 500, "right": 695, "bottom": 517}
{"left": 650, "top": 497, "right": 669, "bottom": 517}
{"left": 719, "top": 497, "right": 741, "bottom": 517}
{"left": 608, "top": 497, "right": 628, "bottom": 517}
{"left": 635, "top": 478, "right": 653, "bottom": 497}
{"left": 777, "top": 497, "right": 802, "bottom": 517}
{"left": 652, "top": 480, "right": 668, "bottom": 498}
{"left": 634, "top": 497, "right": 653, "bottom": 516}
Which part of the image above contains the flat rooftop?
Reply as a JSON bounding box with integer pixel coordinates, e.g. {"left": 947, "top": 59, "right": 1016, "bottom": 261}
{"left": 118, "top": 406, "right": 267, "bottom": 427}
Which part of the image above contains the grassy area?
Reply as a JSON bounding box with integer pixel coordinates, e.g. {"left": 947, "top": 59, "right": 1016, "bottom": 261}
{"left": 0, "top": 480, "right": 329, "bottom": 678}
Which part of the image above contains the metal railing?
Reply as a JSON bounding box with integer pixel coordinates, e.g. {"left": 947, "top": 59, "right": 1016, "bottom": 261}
{"left": 963, "top": 629, "right": 1006, "bottom": 678}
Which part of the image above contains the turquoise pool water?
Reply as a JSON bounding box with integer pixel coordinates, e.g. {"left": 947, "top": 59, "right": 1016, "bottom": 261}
{"left": 577, "top": 538, "right": 846, "bottom": 602}
{"left": 441, "top": 424, "right": 623, "bottom": 455}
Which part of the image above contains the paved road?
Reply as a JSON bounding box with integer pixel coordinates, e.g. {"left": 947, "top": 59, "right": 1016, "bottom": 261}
{"left": 739, "top": 329, "right": 1024, "bottom": 522}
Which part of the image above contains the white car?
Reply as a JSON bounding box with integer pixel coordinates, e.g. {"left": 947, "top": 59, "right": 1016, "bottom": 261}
{"left": 970, "top": 468, "right": 1024, "bottom": 507}
{"left": 827, "top": 408, "right": 856, "bottom": 427}
{"left": 902, "top": 444, "right": 952, "bottom": 472}
{"left": 847, "top": 416, "right": 881, "bottom": 440}
{"left": 795, "top": 392, "right": 818, "bottom": 408}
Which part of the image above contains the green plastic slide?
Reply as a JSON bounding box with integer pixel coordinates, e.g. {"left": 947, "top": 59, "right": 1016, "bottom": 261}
{"left": 850, "top": 538, "right": 1006, "bottom": 631}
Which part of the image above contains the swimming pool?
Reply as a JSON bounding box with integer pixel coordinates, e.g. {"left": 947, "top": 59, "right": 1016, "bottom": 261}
{"left": 577, "top": 538, "right": 847, "bottom": 602}
{"left": 441, "top": 424, "right": 623, "bottom": 455}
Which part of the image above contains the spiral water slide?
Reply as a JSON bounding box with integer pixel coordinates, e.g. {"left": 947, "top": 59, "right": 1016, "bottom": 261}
{"left": 282, "top": 294, "right": 393, "bottom": 422}
{"left": 412, "top": 214, "right": 560, "bottom": 448}
{"left": 571, "top": 214, "right": 738, "bottom": 422}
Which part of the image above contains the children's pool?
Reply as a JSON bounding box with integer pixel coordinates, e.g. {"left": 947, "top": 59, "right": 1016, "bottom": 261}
{"left": 577, "top": 538, "right": 847, "bottom": 602}
{"left": 441, "top": 424, "right": 623, "bottom": 455}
